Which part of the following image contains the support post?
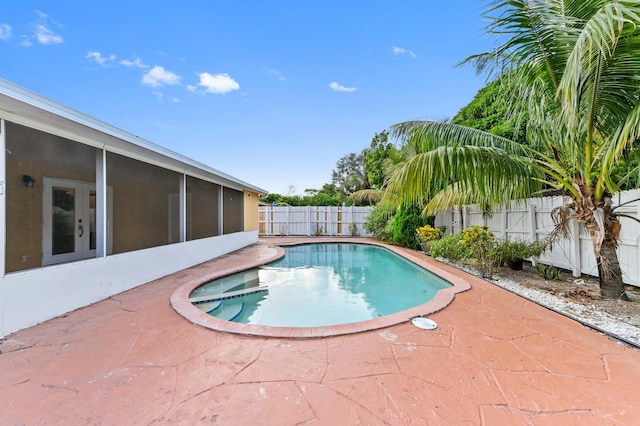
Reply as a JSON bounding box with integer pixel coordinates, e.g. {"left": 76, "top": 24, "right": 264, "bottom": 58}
{"left": 96, "top": 148, "right": 107, "bottom": 258}
{"left": 219, "top": 188, "right": 224, "bottom": 235}
{"left": 0, "top": 119, "right": 6, "bottom": 277}
{"left": 179, "top": 174, "right": 186, "bottom": 242}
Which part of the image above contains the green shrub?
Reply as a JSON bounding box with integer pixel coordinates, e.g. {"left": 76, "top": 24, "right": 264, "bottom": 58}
{"left": 460, "top": 225, "right": 498, "bottom": 278}
{"left": 496, "top": 240, "right": 547, "bottom": 264}
{"left": 429, "top": 234, "right": 470, "bottom": 261}
{"left": 382, "top": 218, "right": 395, "bottom": 242}
{"left": 416, "top": 224, "right": 442, "bottom": 242}
{"left": 460, "top": 226, "right": 495, "bottom": 254}
{"left": 537, "top": 263, "right": 559, "bottom": 280}
{"left": 364, "top": 204, "right": 394, "bottom": 242}
{"left": 415, "top": 224, "right": 443, "bottom": 253}
{"left": 392, "top": 206, "right": 427, "bottom": 250}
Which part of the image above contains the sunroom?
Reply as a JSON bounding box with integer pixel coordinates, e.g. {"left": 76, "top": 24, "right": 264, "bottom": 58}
{"left": 0, "top": 79, "right": 267, "bottom": 337}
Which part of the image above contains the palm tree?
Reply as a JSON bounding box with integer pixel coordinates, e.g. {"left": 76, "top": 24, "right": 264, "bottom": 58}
{"left": 387, "top": 0, "right": 640, "bottom": 299}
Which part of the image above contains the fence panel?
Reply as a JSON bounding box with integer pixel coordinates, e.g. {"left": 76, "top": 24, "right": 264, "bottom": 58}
{"left": 259, "top": 206, "right": 374, "bottom": 237}
{"left": 436, "top": 190, "right": 640, "bottom": 287}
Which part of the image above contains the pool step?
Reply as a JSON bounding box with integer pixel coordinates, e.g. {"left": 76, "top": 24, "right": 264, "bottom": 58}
{"left": 189, "top": 285, "right": 269, "bottom": 303}
{"left": 201, "top": 278, "right": 245, "bottom": 294}
{"left": 194, "top": 300, "right": 222, "bottom": 313}
{"left": 197, "top": 271, "right": 260, "bottom": 295}
{"left": 214, "top": 298, "right": 245, "bottom": 321}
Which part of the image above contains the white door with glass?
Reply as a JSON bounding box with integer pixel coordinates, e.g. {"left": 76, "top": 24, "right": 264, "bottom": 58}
{"left": 42, "top": 178, "right": 111, "bottom": 266}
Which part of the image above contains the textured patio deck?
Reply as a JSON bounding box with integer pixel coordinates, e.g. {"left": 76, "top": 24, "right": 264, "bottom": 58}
{"left": 1, "top": 238, "right": 639, "bottom": 424}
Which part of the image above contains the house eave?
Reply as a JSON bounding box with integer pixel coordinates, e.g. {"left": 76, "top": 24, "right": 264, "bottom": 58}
{"left": 0, "top": 78, "right": 268, "bottom": 194}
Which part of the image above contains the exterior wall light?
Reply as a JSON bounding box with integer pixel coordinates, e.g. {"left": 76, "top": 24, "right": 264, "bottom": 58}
{"left": 22, "top": 175, "right": 36, "bottom": 188}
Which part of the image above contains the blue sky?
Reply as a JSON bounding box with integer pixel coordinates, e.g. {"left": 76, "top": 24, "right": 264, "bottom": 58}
{"left": 1, "top": 1, "right": 494, "bottom": 195}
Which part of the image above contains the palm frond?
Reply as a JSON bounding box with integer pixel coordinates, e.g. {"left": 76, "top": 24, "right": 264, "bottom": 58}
{"left": 390, "top": 120, "right": 531, "bottom": 156}
{"left": 464, "top": 0, "right": 584, "bottom": 87}
{"left": 424, "top": 182, "right": 515, "bottom": 215}
{"left": 385, "top": 143, "right": 541, "bottom": 212}
{"left": 349, "top": 189, "right": 384, "bottom": 204}
{"left": 560, "top": 2, "right": 640, "bottom": 139}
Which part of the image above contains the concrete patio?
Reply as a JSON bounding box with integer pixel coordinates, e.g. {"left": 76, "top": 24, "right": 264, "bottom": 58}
{"left": 1, "top": 238, "right": 639, "bottom": 424}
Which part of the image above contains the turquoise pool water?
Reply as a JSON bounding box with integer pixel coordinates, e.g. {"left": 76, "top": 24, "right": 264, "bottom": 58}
{"left": 190, "top": 243, "right": 451, "bottom": 327}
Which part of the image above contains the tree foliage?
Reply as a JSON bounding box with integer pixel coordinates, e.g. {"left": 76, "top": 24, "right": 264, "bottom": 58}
{"left": 260, "top": 184, "right": 343, "bottom": 206}
{"left": 363, "top": 131, "right": 396, "bottom": 189}
{"left": 331, "top": 152, "right": 368, "bottom": 197}
{"left": 452, "top": 79, "right": 527, "bottom": 144}
{"left": 385, "top": 0, "right": 640, "bottom": 299}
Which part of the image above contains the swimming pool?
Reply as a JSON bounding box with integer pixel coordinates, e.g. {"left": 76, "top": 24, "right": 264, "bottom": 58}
{"left": 189, "top": 243, "right": 452, "bottom": 328}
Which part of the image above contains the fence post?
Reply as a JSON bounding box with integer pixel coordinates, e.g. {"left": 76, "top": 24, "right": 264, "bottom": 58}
{"left": 330, "top": 206, "right": 334, "bottom": 236}
{"left": 454, "top": 207, "right": 461, "bottom": 234}
{"left": 287, "top": 206, "right": 290, "bottom": 235}
{"left": 462, "top": 206, "right": 468, "bottom": 231}
{"left": 528, "top": 202, "right": 538, "bottom": 267}
{"left": 501, "top": 209, "right": 508, "bottom": 240}
{"left": 570, "top": 217, "right": 582, "bottom": 277}
{"left": 350, "top": 205, "right": 354, "bottom": 236}
{"left": 307, "top": 205, "right": 311, "bottom": 236}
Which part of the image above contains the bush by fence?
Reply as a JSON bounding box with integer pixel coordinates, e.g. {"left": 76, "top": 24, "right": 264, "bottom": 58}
{"left": 435, "top": 189, "right": 640, "bottom": 287}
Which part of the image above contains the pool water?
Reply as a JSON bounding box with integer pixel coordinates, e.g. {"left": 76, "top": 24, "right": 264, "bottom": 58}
{"left": 190, "top": 243, "right": 451, "bottom": 327}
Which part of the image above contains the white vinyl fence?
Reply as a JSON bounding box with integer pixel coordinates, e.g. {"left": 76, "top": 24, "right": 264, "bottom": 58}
{"left": 435, "top": 189, "right": 640, "bottom": 287}
{"left": 259, "top": 205, "right": 373, "bottom": 237}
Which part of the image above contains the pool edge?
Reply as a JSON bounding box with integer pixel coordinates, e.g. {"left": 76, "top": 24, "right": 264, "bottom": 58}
{"left": 170, "top": 238, "right": 471, "bottom": 339}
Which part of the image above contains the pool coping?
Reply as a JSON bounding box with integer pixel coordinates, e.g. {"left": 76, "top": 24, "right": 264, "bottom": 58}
{"left": 170, "top": 238, "right": 471, "bottom": 338}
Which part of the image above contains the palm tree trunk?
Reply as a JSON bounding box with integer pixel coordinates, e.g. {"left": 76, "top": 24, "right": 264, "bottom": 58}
{"left": 596, "top": 228, "right": 629, "bottom": 300}
{"left": 575, "top": 193, "right": 629, "bottom": 301}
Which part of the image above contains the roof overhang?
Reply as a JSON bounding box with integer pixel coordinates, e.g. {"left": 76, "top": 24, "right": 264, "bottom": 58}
{"left": 0, "top": 78, "right": 268, "bottom": 195}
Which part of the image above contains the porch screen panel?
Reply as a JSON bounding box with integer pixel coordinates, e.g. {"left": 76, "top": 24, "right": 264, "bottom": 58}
{"left": 186, "top": 176, "right": 220, "bottom": 240}
{"left": 4, "top": 121, "right": 97, "bottom": 272}
{"left": 222, "top": 187, "right": 243, "bottom": 234}
{"left": 106, "top": 152, "right": 180, "bottom": 254}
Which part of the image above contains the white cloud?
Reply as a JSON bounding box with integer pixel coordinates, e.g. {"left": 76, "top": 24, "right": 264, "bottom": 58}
{"left": 151, "top": 90, "right": 181, "bottom": 103}
{"left": 86, "top": 51, "right": 116, "bottom": 66}
{"left": 18, "top": 11, "right": 64, "bottom": 47}
{"left": 120, "top": 57, "right": 147, "bottom": 68}
{"left": 267, "top": 69, "right": 286, "bottom": 81}
{"left": 34, "top": 24, "right": 62, "bottom": 45}
{"left": 191, "top": 72, "right": 240, "bottom": 94}
{"left": 392, "top": 46, "right": 416, "bottom": 58}
{"left": 142, "top": 66, "right": 181, "bottom": 87}
{"left": 0, "top": 24, "right": 12, "bottom": 41}
{"left": 329, "top": 81, "right": 357, "bottom": 93}
{"left": 19, "top": 35, "right": 32, "bottom": 47}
